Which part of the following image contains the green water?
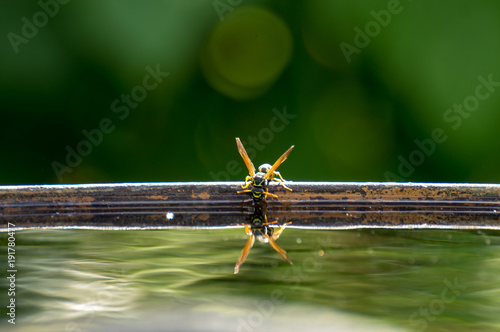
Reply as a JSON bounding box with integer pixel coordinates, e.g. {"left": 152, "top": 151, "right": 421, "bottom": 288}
{"left": 1, "top": 228, "right": 500, "bottom": 331}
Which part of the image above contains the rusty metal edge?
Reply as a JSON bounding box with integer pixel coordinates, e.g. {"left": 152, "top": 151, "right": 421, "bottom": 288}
{"left": 2, "top": 181, "right": 500, "bottom": 231}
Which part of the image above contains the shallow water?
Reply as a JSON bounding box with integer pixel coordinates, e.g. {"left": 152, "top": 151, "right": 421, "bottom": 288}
{"left": 1, "top": 227, "right": 500, "bottom": 331}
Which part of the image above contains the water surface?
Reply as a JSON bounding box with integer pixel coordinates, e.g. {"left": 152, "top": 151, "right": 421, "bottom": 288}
{"left": 1, "top": 227, "right": 500, "bottom": 331}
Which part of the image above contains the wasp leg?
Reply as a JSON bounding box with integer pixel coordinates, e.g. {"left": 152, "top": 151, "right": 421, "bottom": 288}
{"left": 241, "top": 177, "right": 253, "bottom": 189}
{"left": 244, "top": 225, "right": 253, "bottom": 235}
{"left": 271, "top": 171, "right": 292, "bottom": 191}
{"left": 264, "top": 220, "right": 277, "bottom": 226}
{"left": 263, "top": 191, "right": 278, "bottom": 199}
{"left": 271, "top": 222, "right": 292, "bottom": 240}
{"left": 263, "top": 187, "right": 278, "bottom": 199}
{"left": 234, "top": 229, "right": 255, "bottom": 274}
{"left": 237, "top": 189, "right": 252, "bottom": 194}
{"left": 267, "top": 235, "right": 293, "bottom": 265}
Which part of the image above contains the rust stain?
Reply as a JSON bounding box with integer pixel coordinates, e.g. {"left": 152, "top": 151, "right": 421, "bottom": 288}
{"left": 199, "top": 192, "right": 210, "bottom": 200}
{"left": 149, "top": 195, "right": 168, "bottom": 200}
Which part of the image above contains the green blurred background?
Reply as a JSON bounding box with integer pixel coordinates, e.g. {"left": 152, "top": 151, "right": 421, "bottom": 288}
{"left": 2, "top": 0, "right": 500, "bottom": 185}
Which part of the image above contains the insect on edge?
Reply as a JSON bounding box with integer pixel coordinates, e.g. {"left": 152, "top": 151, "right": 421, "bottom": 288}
{"left": 235, "top": 137, "right": 294, "bottom": 202}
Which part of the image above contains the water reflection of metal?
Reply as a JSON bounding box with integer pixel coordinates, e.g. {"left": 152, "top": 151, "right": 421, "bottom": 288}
{"left": 2, "top": 182, "right": 500, "bottom": 231}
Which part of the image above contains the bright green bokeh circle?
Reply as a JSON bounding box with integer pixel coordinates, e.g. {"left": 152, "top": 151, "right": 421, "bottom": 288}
{"left": 205, "top": 6, "right": 292, "bottom": 89}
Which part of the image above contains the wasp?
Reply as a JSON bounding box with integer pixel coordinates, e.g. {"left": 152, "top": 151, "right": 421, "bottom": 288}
{"left": 235, "top": 137, "right": 294, "bottom": 201}
{"left": 234, "top": 212, "right": 292, "bottom": 274}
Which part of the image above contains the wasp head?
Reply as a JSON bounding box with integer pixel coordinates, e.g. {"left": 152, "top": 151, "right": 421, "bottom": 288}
{"left": 258, "top": 163, "right": 272, "bottom": 174}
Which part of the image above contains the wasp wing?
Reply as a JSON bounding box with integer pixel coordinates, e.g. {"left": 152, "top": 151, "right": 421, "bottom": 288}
{"left": 265, "top": 145, "right": 294, "bottom": 179}
{"left": 267, "top": 235, "right": 292, "bottom": 264}
{"left": 234, "top": 234, "right": 255, "bottom": 274}
{"left": 236, "top": 137, "right": 255, "bottom": 177}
